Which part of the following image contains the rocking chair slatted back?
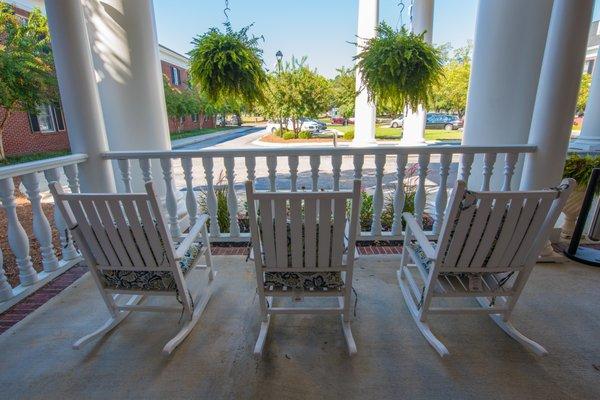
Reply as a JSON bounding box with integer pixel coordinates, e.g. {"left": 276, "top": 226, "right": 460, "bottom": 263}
{"left": 435, "top": 181, "right": 569, "bottom": 272}
{"left": 50, "top": 183, "right": 176, "bottom": 271}
{"left": 246, "top": 180, "right": 361, "bottom": 271}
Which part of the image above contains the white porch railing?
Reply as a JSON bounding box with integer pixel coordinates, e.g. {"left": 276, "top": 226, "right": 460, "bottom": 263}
{"left": 103, "top": 145, "right": 536, "bottom": 241}
{"left": 0, "top": 154, "right": 87, "bottom": 308}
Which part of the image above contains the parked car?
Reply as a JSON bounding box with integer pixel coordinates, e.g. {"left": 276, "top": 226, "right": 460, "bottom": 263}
{"left": 265, "top": 120, "right": 282, "bottom": 134}
{"left": 425, "top": 113, "right": 463, "bottom": 130}
{"left": 306, "top": 118, "right": 327, "bottom": 131}
{"left": 286, "top": 118, "right": 321, "bottom": 132}
{"left": 390, "top": 117, "right": 403, "bottom": 128}
{"left": 331, "top": 116, "right": 355, "bottom": 125}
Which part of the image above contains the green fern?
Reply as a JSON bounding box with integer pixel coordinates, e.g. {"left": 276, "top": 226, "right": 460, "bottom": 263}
{"left": 354, "top": 23, "right": 443, "bottom": 111}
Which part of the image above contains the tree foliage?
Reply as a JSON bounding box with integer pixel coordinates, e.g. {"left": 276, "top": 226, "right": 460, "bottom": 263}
{"left": 188, "top": 23, "right": 267, "bottom": 107}
{"left": 261, "top": 58, "right": 332, "bottom": 132}
{"left": 330, "top": 67, "right": 355, "bottom": 119}
{"left": 429, "top": 61, "right": 470, "bottom": 117}
{"left": 354, "top": 23, "right": 443, "bottom": 111}
{"left": 163, "top": 76, "right": 216, "bottom": 132}
{"left": 577, "top": 73, "right": 592, "bottom": 114}
{"left": 0, "top": 4, "right": 58, "bottom": 159}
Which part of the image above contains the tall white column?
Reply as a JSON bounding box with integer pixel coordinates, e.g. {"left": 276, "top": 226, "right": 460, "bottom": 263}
{"left": 353, "top": 0, "right": 379, "bottom": 146}
{"left": 84, "top": 0, "right": 171, "bottom": 192}
{"left": 45, "top": 0, "right": 115, "bottom": 193}
{"left": 521, "top": 0, "right": 595, "bottom": 190}
{"left": 461, "top": 0, "right": 553, "bottom": 190}
{"left": 571, "top": 46, "right": 600, "bottom": 152}
{"left": 401, "top": 0, "right": 434, "bottom": 146}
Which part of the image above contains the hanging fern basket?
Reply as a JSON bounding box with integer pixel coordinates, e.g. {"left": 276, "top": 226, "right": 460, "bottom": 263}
{"left": 354, "top": 23, "right": 443, "bottom": 111}
{"left": 189, "top": 23, "right": 267, "bottom": 106}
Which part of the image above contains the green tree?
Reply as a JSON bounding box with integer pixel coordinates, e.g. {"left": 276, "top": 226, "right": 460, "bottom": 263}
{"left": 429, "top": 61, "right": 470, "bottom": 118}
{"left": 577, "top": 73, "right": 592, "bottom": 113}
{"left": 261, "top": 58, "right": 332, "bottom": 133}
{"left": 331, "top": 67, "right": 355, "bottom": 120}
{"left": 0, "top": 4, "right": 58, "bottom": 159}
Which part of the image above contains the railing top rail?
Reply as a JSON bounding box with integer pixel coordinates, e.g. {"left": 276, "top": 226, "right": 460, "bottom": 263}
{"left": 102, "top": 144, "right": 536, "bottom": 160}
{"left": 0, "top": 153, "right": 88, "bottom": 181}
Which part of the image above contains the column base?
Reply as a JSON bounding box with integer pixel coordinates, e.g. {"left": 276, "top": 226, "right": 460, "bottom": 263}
{"left": 351, "top": 137, "right": 377, "bottom": 147}
{"left": 399, "top": 138, "right": 427, "bottom": 146}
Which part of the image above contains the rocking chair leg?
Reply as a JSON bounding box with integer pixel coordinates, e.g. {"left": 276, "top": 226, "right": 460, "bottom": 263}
{"left": 73, "top": 295, "right": 142, "bottom": 350}
{"left": 398, "top": 271, "right": 450, "bottom": 357}
{"left": 162, "top": 278, "right": 215, "bottom": 355}
{"left": 253, "top": 315, "right": 271, "bottom": 357}
{"left": 475, "top": 297, "right": 548, "bottom": 356}
{"left": 341, "top": 315, "right": 357, "bottom": 356}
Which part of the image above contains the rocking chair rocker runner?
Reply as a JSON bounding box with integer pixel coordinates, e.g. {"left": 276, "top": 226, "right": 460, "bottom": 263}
{"left": 246, "top": 179, "right": 362, "bottom": 356}
{"left": 49, "top": 181, "right": 216, "bottom": 355}
{"left": 399, "top": 179, "right": 574, "bottom": 357}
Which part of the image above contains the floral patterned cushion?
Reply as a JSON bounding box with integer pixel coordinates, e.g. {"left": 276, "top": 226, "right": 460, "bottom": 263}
{"left": 99, "top": 242, "right": 203, "bottom": 291}
{"left": 264, "top": 271, "right": 344, "bottom": 291}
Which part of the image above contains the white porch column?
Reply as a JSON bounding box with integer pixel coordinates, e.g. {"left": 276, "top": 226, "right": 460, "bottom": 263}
{"left": 84, "top": 0, "right": 171, "bottom": 191}
{"left": 571, "top": 46, "right": 600, "bottom": 152}
{"left": 400, "top": 0, "right": 434, "bottom": 146}
{"left": 461, "top": 0, "right": 553, "bottom": 190}
{"left": 521, "top": 0, "right": 595, "bottom": 190}
{"left": 353, "top": 0, "right": 379, "bottom": 146}
{"left": 45, "top": 0, "right": 115, "bottom": 192}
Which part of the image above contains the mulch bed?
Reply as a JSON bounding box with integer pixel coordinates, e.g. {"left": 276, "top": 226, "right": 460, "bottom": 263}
{"left": 1, "top": 185, "right": 62, "bottom": 287}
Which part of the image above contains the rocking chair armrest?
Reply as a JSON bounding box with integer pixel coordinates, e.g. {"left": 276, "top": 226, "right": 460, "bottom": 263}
{"left": 175, "top": 214, "right": 209, "bottom": 260}
{"left": 402, "top": 212, "right": 436, "bottom": 259}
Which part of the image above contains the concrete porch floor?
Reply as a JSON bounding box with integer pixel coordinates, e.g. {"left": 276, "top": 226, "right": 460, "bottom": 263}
{"left": 0, "top": 255, "right": 599, "bottom": 399}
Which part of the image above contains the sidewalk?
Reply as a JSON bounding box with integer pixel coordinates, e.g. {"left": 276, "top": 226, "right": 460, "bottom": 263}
{"left": 171, "top": 126, "right": 257, "bottom": 149}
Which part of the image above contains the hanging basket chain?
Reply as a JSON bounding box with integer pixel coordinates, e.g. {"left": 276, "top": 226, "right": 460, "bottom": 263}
{"left": 224, "top": 0, "right": 231, "bottom": 23}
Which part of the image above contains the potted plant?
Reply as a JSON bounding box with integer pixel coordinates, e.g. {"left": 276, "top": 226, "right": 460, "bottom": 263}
{"left": 188, "top": 23, "right": 267, "bottom": 106}
{"left": 354, "top": 23, "right": 443, "bottom": 112}
{"left": 561, "top": 153, "right": 600, "bottom": 237}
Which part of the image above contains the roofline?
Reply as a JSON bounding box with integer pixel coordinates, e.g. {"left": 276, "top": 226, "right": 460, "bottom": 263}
{"left": 159, "top": 44, "right": 189, "bottom": 61}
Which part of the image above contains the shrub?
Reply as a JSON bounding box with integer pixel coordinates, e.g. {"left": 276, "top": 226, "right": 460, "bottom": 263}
{"left": 563, "top": 153, "right": 600, "bottom": 191}
{"left": 272, "top": 128, "right": 285, "bottom": 137}
{"left": 298, "top": 131, "right": 312, "bottom": 139}
{"left": 282, "top": 132, "right": 297, "bottom": 140}
{"left": 343, "top": 130, "right": 355, "bottom": 140}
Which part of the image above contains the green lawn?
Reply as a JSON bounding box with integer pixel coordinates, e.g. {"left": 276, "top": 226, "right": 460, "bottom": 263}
{"left": 329, "top": 124, "right": 462, "bottom": 141}
{"left": 170, "top": 126, "right": 238, "bottom": 141}
{"left": 0, "top": 150, "right": 71, "bottom": 167}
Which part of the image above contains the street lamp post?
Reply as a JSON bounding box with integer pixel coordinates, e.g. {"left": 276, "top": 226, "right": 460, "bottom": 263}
{"left": 276, "top": 50, "right": 284, "bottom": 133}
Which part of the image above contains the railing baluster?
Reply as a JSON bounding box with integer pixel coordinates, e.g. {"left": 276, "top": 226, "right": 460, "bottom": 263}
{"left": 310, "top": 155, "right": 320, "bottom": 192}
{"left": 502, "top": 153, "right": 518, "bottom": 191}
{"left": 353, "top": 154, "right": 364, "bottom": 180}
{"left": 266, "top": 156, "right": 277, "bottom": 192}
{"left": 433, "top": 153, "right": 452, "bottom": 234}
{"left": 371, "top": 154, "right": 386, "bottom": 235}
{"left": 224, "top": 157, "right": 240, "bottom": 237}
{"left": 332, "top": 154, "right": 342, "bottom": 191}
{"left": 481, "top": 153, "right": 497, "bottom": 191}
{"left": 245, "top": 156, "right": 256, "bottom": 183}
{"left": 139, "top": 158, "right": 152, "bottom": 183}
{"left": 391, "top": 154, "right": 408, "bottom": 235}
{"left": 288, "top": 155, "right": 299, "bottom": 192}
{"left": 414, "top": 154, "right": 430, "bottom": 227}
{"left": 22, "top": 172, "right": 59, "bottom": 273}
{"left": 202, "top": 157, "right": 220, "bottom": 237}
{"left": 160, "top": 158, "right": 182, "bottom": 239}
{"left": 44, "top": 168, "right": 78, "bottom": 261}
{"left": 459, "top": 153, "right": 474, "bottom": 184}
{"left": 63, "top": 164, "right": 80, "bottom": 193}
{"left": 117, "top": 159, "right": 132, "bottom": 193}
{"left": 181, "top": 157, "right": 197, "bottom": 226}
{"left": 0, "top": 178, "right": 37, "bottom": 286}
{"left": 0, "top": 249, "right": 13, "bottom": 301}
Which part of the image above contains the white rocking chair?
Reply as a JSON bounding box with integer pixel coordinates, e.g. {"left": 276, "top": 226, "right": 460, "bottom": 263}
{"left": 399, "top": 178, "right": 574, "bottom": 357}
{"left": 245, "top": 180, "right": 361, "bottom": 356}
{"left": 49, "top": 181, "right": 216, "bottom": 355}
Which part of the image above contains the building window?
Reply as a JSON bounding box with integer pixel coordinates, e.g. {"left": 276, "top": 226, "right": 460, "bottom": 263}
{"left": 170, "top": 66, "right": 181, "bottom": 85}
{"left": 587, "top": 59, "right": 595, "bottom": 75}
{"left": 179, "top": 116, "right": 185, "bottom": 124}
{"left": 191, "top": 114, "right": 198, "bottom": 122}
{"left": 29, "top": 104, "right": 65, "bottom": 133}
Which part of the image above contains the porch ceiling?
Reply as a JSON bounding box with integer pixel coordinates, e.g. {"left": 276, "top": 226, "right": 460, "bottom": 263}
{"left": 1, "top": 256, "right": 598, "bottom": 400}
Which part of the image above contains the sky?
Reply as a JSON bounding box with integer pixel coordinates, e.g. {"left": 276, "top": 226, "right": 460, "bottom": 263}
{"left": 153, "top": 0, "right": 600, "bottom": 78}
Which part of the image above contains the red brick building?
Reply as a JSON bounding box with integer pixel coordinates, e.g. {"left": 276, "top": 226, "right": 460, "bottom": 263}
{"left": 1, "top": 2, "right": 214, "bottom": 157}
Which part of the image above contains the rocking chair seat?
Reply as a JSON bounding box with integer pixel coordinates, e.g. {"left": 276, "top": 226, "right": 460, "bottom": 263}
{"left": 263, "top": 271, "right": 344, "bottom": 291}
{"left": 99, "top": 242, "right": 203, "bottom": 291}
